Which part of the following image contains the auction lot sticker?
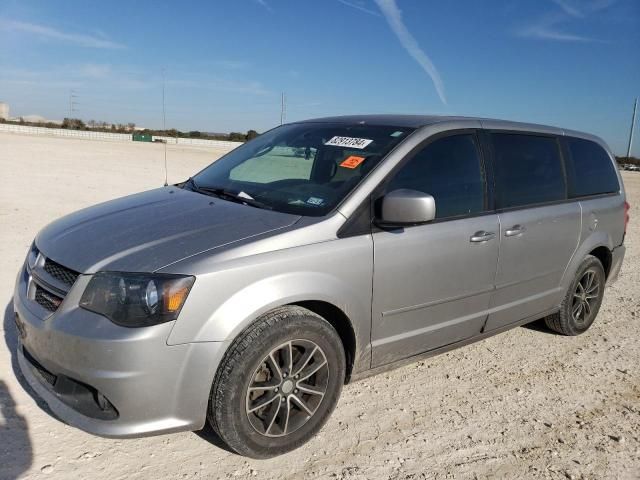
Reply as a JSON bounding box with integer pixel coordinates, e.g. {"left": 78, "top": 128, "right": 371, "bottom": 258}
{"left": 340, "top": 155, "right": 366, "bottom": 169}
{"left": 324, "top": 136, "right": 373, "bottom": 149}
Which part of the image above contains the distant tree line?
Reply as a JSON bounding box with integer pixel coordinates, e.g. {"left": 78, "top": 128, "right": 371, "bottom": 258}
{"left": 616, "top": 156, "right": 640, "bottom": 167}
{"left": 0, "top": 117, "right": 259, "bottom": 142}
{"left": 147, "top": 128, "right": 259, "bottom": 142}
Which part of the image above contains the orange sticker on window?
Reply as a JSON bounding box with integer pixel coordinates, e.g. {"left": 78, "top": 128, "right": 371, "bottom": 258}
{"left": 340, "top": 155, "right": 366, "bottom": 169}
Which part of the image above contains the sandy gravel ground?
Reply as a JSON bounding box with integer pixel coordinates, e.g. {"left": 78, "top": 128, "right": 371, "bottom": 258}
{"left": 0, "top": 132, "right": 638, "bottom": 480}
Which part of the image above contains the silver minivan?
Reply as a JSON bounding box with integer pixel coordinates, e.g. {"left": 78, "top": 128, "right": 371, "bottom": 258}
{"left": 14, "top": 115, "right": 628, "bottom": 458}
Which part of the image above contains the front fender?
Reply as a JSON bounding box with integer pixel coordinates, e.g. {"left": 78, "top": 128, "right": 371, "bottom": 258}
{"left": 185, "top": 271, "right": 365, "bottom": 342}
{"left": 165, "top": 236, "right": 373, "bottom": 365}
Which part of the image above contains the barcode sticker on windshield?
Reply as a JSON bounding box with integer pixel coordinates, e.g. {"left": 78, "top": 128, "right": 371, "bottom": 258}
{"left": 324, "top": 136, "right": 373, "bottom": 149}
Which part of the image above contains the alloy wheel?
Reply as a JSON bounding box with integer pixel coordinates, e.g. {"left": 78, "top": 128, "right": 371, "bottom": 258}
{"left": 571, "top": 269, "right": 600, "bottom": 326}
{"left": 245, "top": 339, "right": 329, "bottom": 437}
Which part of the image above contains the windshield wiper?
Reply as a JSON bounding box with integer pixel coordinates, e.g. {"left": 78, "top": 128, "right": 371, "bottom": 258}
{"left": 181, "top": 177, "right": 197, "bottom": 190}
{"left": 189, "top": 180, "right": 272, "bottom": 210}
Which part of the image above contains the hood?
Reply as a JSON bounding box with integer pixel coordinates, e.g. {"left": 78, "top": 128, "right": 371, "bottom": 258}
{"left": 36, "top": 187, "right": 301, "bottom": 273}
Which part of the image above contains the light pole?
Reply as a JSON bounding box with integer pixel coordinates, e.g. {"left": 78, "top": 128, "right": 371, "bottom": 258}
{"left": 626, "top": 97, "right": 638, "bottom": 159}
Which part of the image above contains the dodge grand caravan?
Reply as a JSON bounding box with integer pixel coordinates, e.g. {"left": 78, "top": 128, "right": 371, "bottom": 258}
{"left": 14, "top": 115, "right": 628, "bottom": 458}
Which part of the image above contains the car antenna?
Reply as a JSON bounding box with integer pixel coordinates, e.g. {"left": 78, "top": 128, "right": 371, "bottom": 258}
{"left": 162, "top": 67, "right": 168, "bottom": 187}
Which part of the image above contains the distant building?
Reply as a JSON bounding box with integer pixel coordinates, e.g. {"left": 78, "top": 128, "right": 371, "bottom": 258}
{"left": 21, "top": 114, "right": 48, "bottom": 123}
{"left": 0, "top": 102, "right": 9, "bottom": 120}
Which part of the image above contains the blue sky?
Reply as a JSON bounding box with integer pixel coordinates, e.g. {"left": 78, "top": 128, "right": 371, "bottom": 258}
{"left": 0, "top": 0, "right": 638, "bottom": 155}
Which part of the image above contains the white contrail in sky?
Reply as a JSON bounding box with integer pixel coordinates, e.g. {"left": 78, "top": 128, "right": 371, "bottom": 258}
{"left": 254, "top": 0, "right": 273, "bottom": 12}
{"left": 373, "top": 0, "right": 447, "bottom": 104}
{"left": 0, "top": 18, "right": 125, "bottom": 49}
{"left": 517, "top": 0, "right": 617, "bottom": 43}
{"left": 550, "top": 0, "right": 584, "bottom": 17}
{"left": 337, "top": 0, "right": 382, "bottom": 17}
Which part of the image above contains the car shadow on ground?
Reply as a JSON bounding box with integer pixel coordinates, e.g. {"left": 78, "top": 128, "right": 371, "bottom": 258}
{"left": 521, "top": 318, "right": 556, "bottom": 334}
{"left": 2, "top": 301, "right": 34, "bottom": 479}
{"left": 0, "top": 380, "right": 33, "bottom": 479}
{"left": 194, "top": 423, "right": 236, "bottom": 454}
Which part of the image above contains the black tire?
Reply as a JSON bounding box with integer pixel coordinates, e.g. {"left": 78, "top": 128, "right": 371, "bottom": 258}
{"left": 208, "top": 306, "right": 346, "bottom": 458}
{"left": 545, "top": 255, "right": 606, "bottom": 336}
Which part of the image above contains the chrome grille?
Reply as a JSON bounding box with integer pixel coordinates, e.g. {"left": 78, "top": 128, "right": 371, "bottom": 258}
{"left": 43, "top": 258, "right": 79, "bottom": 287}
{"left": 28, "top": 254, "right": 79, "bottom": 314}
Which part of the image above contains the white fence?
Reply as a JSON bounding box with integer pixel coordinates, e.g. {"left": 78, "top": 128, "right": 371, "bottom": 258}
{"left": 0, "top": 123, "right": 244, "bottom": 149}
{"left": 151, "top": 135, "right": 242, "bottom": 149}
{"left": 0, "top": 123, "right": 131, "bottom": 141}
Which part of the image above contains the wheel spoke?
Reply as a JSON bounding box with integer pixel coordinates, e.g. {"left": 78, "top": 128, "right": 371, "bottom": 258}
{"left": 264, "top": 398, "right": 282, "bottom": 435}
{"left": 585, "top": 272, "right": 594, "bottom": 292}
{"left": 291, "top": 394, "right": 314, "bottom": 416}
{"left": 297, "top": 383, "right": 325, "bottom": 397}
{"left": 282, "top": 397, "right": 291, "bottom": 435}
{"left": 248, "top": 381, "right": 279, "bottom": 392}
{"left": 583, "top": 299, "right": 592, "bottom": 315}
{"left": 292, "top": 346, "right": 317, "bottom": 377}
{"left": 287, "top": 341, "right": 294, "bottom": 373}
{"left": 268, "top": 353, "right": 283, "bottom": 381}
{"left": 247, "top": 392, "right": 279, "bottom": 413}
{"left": 572, "top": 301, "right": 582, "bottom": 317}
{"left": 298, "top": 358, "right": 328, "bottom": 382}
{"left": 585, "top": 282, "right": 599, "bottom": 294}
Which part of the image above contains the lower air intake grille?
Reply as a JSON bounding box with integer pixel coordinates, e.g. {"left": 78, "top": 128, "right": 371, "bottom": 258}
{"left": 23, "top": 347, "right": 57, "bottom": 385}
{"left": 35, "top": 286, "right": 63, "bottom": 312}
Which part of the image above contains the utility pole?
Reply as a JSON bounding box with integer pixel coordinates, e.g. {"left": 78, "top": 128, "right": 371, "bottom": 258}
{"left": 280, "top": 92, "right": 286, "bottom": 125}
{"left": 626, "top": 97, "right": 638, "bottom": 159}
{"left": 68, "top": 90, "right": 79, "bottom": 118}
{"left": 162, "top": 68, "right": 167, "bottom": 133}
{"left": 162, "top": 68, "right": 168, "bottom": 186}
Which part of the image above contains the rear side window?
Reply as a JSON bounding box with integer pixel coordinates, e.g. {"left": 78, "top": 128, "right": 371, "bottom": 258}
{"left": 491, "top": 134, "right": 565, "bottom": 209}
{"left": 387, "top": 134, "right": 485, "bottom": 219}
{"left": 564, "top": 137, "right": 619, "bottom": 197}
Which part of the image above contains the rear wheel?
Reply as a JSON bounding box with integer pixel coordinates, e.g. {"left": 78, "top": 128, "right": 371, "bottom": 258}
{"left": 545, "top": 255, "right": 606, "bottom": 335}
{"left": 208, "top": 306, "right": 345, "bottom": 458}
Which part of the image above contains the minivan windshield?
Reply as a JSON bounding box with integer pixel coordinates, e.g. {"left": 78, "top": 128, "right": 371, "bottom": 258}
{"left": 190, "top": 123, "right": 414, "bottom": 216}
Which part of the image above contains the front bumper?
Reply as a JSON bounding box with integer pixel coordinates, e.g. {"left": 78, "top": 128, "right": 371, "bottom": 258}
{"left": 13, "top": 265, "right": 226, "bottom": 438}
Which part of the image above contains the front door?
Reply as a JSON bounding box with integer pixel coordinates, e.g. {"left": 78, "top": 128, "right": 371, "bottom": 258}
{"left": 371, "top": 132, "right": 499, "bottom": 367}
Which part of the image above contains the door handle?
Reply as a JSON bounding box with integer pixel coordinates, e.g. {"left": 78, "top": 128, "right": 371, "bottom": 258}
{"left": 505, "top": 225, "right": 526, "bottom": 237}
{"left": 470, "top": 231, "right": 496, "bottom": 243}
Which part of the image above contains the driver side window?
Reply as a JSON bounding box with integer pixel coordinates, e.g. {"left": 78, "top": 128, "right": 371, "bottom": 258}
{"left": 230, "top": 146, "right": 314, "bottom": 183}
{"left": 387, "top": 134, "right": 486, "bottom": 219}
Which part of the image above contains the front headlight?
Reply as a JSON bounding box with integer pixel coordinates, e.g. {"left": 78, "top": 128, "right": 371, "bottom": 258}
{"left": 79, "top": 272, "right": 195, "bottom": 327}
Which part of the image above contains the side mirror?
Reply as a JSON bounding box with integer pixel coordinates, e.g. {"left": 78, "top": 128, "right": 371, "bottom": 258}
{"left": 378, "top": 189, "right": 436, "bottom": 226}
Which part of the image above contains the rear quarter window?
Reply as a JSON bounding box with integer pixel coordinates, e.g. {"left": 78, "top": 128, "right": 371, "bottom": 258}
{"left": 564, "top": 137, "right": 619, "bottom": 197}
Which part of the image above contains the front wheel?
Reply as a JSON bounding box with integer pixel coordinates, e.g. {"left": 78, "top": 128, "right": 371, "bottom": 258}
{"left": 208, "top": 306, "right": 346, "bottom": 458}
{"left": 545, "top": 255, "right": 606, "bottom": 335}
